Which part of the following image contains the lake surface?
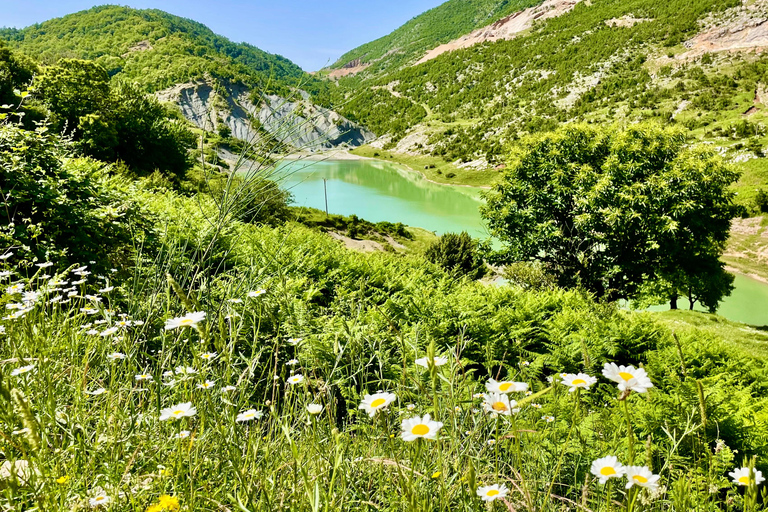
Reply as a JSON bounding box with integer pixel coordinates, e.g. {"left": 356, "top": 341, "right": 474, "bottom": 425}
{"left": 274, "top": 158, "right": 768, "bottom": 326}
{"left": 274, "top": 159, "right": 488, "bottom": 238}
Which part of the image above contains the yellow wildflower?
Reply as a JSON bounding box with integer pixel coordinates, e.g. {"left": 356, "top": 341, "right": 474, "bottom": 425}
{"left": 56, "top": 475, "right": 69, "bottom": 484}
{"left": 158, "top": 495, "right": 180, "bottom": 510}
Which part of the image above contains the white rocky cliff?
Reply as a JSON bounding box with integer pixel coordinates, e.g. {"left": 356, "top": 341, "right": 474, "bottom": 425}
{"left": 156, "top": 80, "right": 375, "bottom": 151}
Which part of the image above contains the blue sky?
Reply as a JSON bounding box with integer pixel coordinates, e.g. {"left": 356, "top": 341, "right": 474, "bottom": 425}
{"left": 0, "top": 0, "right": 443, "bottom": 71}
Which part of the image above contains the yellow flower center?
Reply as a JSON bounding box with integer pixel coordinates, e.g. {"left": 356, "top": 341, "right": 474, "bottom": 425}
{"left": 618, "top": 372, "right": 634, "bottom": 381}
{"left": 600, "top": 467, "right": 617, "bottom": 476}
{"left": 180, "top": 319, "right": 193, "bottom": 325}
{"left": 487, "top": 489, "right": 500, "bottom": 497}
{"left": 633, "top": 475, "right": 648, "bottom": 483}
{"left": 492, "top": 401, "right": 508, "bottom": 412}
{"left": 95, "top": 497, "right": 105, "bottom": 502}
{"left": 739, "top": 476, "right": 751, "bottom": 485}
{"left": 572, "top": 379, "right": 586, "bottom": 385}
{"left": 173, "top": 410, "right": 184, "bottom": 416}
{"left": 499, "top": 383, "right": 513, "bottom": 392}
{"left": 411, "top": 424, "right": 430, "bottom": 436}
{"left": 371, "top": 398, "right": 386, "bottom": 408}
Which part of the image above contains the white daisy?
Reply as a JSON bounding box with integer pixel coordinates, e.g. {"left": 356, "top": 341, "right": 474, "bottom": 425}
{"left": 590, "top": 456, "right": 626, "bottom": 484}
{"left": 107, "top": 352, "right": 126, "bottom": 361}
{"left": 89, "top": 494, "right": 110, "bottom": 508}
{"left": 307, "top": 403, "right": 323, "bottom": 415}
{"left": 485, "top": 379, "right": 528, "bottom": 393}
{"left": 287, "top": 359, "right": 299, "bottom": 366}
{"left": 625, "top": 466, "right": 660, "bottom": 490}
{"left": 247, "top": 289, "right": 266, "bottom": 298}
{"left": 99, "top": 286, "right": 114, "bottom": 293}
{"left": 415, "top": 356, "right": 448, "bottom": 368}
{"left": 197, "top": 380, "right": 215, "bottom": 390}
{"left": 287, "top": 337, "right": 303, "bottom": 345}
{"left": 173, "top": 430, "right": 191, "bottom": 439}
{"left": 729, "top": 467, "right": 766, "bottom": 486}
{"left": 221, "top": 385, "right": 237, "bottom": 392}
{"left": 287, "top": 374, "right": 305, "bottom": 385}
{"left": 5, "top": 283, "right": 24, "bottom": 294}
{"left": 10, "top": 364, "right": 35, "bottom": 376}
{"left": 227, "top": 298, "right": 243, "bottom": 304}
{"left": 358, "top": 392, "right": 397, "bottom": 417}
{"left": 602, "top": 363, "right": 653, "bottom": 393}
{"left": 85, "top": 388, "right": 107, "bottom": 396}
{"left": 159, "top": 402, "right": 197, "bottom": 421}
{"left": 165, "top": 312, "right": 206, "bottom": 330}
{"left": 135, "top": 374, "right": 153, "bottom": 381}
{"left": 542, "top": 415, "right": 555, "bottom": 423}
{"left": 236, "top": 409, "right": 264, "bottom": 422}
{"left": 477, "top": 484, "right": 509, "bottom": 502}
{"left": 200, "top": 352, "right": 218, "bottom": 361}
{"left": 35, "top": 262, "right": 53, "bottom": 268}
{"left": 482, "top": 392, "right": 516, "bottom": 416}
{"left": 100, "top": 327, "right": 119, "bottom": 337}
{"left": 400, "top": 414, "right": 443, "bottom": 441}
{"left": 561, "top": 373, "right": 598, "bottom": 392}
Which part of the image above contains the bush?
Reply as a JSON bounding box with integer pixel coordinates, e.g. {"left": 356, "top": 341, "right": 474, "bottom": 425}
{"left": 756, "top": 188, "right": 768, "bottom": 214}
{"left": 425, "top": 231, "right": 486, "bottom": 279}
{"left": 0, "top": 123, "right": 152, "bottom": 272}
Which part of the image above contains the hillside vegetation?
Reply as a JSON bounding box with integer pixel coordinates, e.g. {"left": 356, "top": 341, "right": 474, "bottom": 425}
{"left": 0, "top": 5, "right": 315, "bottom": 95}
{"left": 325, "top": 0, "right": 768, "bottom": 210}
{"left": 0, "top": 18, "right": 767, "bottom": 510}
{"left": 329, "top": 0, "right": 543, "bottom": 74}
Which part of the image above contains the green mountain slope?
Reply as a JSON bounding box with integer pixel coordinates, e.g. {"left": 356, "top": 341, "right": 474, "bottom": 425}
{"left": 0, "top": 5, "right": 308, "bottom": 93}
{"left": 330, "top": 0, "right": 543, "bottom": 74}
{"left": 329, "top": 0, "right": 768, "bottom": 203}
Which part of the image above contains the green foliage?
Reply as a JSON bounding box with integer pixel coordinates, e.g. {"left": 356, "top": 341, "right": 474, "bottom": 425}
{"left": 0, "top": 41, "right": 37, "bottom": 106}
{"left": 0, "top": 118, "right": 767, "bottom": 509}
{"left": 293, "top": 207, "right": 413, "bottom": 240}
{"left": 330, "top": 0, "right": 741, "bottom": 164}
{"left": 331, "top": 0, "right": 542, "bottom": 73}
{"left": 33, "top": 60, "right": 196, "bottom": 179}
{"left": 0, "top": 5, "right": 310, "bottom": 94}
{"left": 481, "top": 124, "right": 741, "bottom": 303}
{"left": 424, "top": 231, "right": 486, "bottom": 279}
{"left": 0, "top": 123, "right": 152, "bottom": 272}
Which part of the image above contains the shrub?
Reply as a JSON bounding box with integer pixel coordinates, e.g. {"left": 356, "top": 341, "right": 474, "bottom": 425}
{"left": 0, "top": 123, "right": 152, "bottom": 272}
{"left": 425, "top": 231, "right": 486, "bottom": 279}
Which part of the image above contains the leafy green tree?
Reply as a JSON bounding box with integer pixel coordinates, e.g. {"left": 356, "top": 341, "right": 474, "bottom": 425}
{"left": 34, "top": 59, "right": 111, "bottom": 131}
{"left": 425, "top": 231, "right": 486, "bottom": 279}
{"left": 108, "top": 81, "right": 195, "bottom": 178}
{"left": 0, "top": 41, "right": 37, "bottom": 106}
{"left": 33, "top": 61, "right": 195, "bottom": 179}
{"left": 481, "top": 123, "right": 741, "bottom": 303}
{"left": 0, "top": 124, "right": 152, "bottom": 271}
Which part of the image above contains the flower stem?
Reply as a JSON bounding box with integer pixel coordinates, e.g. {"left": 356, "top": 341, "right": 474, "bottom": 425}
{"left": 623, "top": 399, "right": 635, "bottom": 465}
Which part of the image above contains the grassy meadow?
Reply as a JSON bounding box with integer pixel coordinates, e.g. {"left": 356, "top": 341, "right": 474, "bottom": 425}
{"left": 2, "top": 174, "right": 768, "bottom": 511}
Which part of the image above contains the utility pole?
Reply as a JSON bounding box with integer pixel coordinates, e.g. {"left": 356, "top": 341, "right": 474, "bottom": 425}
{"left": 323, "top": 178, "right": 329, "bottom": 216}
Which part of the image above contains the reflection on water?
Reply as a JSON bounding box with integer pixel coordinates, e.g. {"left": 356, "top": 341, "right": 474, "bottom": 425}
{"left": 274, "top": 159, "right": 488, "bottom": 237}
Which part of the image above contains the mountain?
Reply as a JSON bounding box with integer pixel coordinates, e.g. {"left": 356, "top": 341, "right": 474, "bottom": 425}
{"left": 0, "top": 5, "right": 374, "bottom": 150}
{"left": 0, "top": 5, "right": 304, "bottom": 92}
{"left": 326, "top": 0, "right": 768, "bottom": 207}
{"left": 327, "top": 0, "right": 543, "bottom": 78}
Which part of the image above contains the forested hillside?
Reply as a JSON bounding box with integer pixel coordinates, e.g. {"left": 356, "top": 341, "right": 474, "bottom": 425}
{"left": 0, "top": 5, "right": 316, "bottom": 95}
{"left": 327, "top": 0, "right": 768, "bottom": 208}
{"left": 329, "top": 0, "right": 543, "bottom": 75}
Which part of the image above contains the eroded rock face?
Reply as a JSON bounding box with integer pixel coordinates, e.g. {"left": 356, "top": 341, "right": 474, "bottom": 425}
{"left": 681, "top": 0, "right": 768, "bottom": 59}
{"left": 415, "top": 0, "right": 583, "bottom": 65}
{"left": 156, "top": 80, "right": 375, "bottom": 150}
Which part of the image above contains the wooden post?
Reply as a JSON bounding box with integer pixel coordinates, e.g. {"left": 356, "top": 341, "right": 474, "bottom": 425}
{"left": 323, "top": 178, "right": 329, "bottom": 216}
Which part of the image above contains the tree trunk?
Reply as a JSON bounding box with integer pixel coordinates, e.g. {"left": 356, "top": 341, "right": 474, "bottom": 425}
{"left": 670, "top": 295, "right": 678, "bottom": 310}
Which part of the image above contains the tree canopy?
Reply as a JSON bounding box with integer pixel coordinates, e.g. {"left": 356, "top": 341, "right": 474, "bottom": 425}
{"left": 481, "top": 123, "right": 741, "bottom": 305}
